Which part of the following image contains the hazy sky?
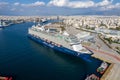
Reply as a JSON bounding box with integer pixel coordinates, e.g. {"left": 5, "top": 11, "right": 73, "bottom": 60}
{"left": 0, "top": 0, "right": 120, "bottom": 16}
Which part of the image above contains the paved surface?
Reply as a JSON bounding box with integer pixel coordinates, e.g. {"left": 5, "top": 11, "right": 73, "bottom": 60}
{"left": 85, "top": 46, "right": 120, "bottom": 63}
{"left": 66, "top": 26, "right": 81, "bottom": 35}
{"left": 102, "top": 64, "right": 120, "bottom": 80}
{"left": 84, "top": 46, "right": 120, "bottom": 80}
{"left": 86, "top": 34, "right": 120, "bottom": 63}
{"left": 83, "top": 34, "right": 120, "bottom": 80}
{"left": 94, "top": 34, "right": 118, "bottom": 55}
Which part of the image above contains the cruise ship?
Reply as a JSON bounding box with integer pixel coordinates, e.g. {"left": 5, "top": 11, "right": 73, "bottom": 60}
{"left": 28, "top": 23, "right": 93, "bottom": 62}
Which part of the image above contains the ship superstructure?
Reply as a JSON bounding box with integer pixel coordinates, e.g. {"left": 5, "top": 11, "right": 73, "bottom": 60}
{"left": 28, "top": 23, "right": 92, "bottom": 62}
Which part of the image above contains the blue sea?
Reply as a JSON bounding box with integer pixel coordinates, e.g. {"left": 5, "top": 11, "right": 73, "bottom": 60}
{"left": 0, "top": 22, "right": 101, "bottom": 80}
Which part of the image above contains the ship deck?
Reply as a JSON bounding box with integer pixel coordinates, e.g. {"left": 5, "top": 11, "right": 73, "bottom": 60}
{"left": 29, "top": 27, "right": 92, "bottom": 54}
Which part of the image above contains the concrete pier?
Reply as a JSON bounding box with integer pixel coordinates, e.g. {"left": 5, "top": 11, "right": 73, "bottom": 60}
{"left": 101, "top": 63, "right": 120, "bottom": 80}
{"left": 86, "top": 46, "right": 120, "bottom": 80}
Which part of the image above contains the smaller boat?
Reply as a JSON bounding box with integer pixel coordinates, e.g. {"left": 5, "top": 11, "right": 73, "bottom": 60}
{"left": 85, "top": 74, "right": 99, "bottom": 80}
{"left": 0, "top": 76, "right": 13, "bottom": 80}
{"left": 0, "top": 23, "right": 4, "bottom": 30}
{"left": 0, "top": 25, "right": 4, "bottom": 30}
{"left": 97, "top": 61, "right": 108, "bottom": 74}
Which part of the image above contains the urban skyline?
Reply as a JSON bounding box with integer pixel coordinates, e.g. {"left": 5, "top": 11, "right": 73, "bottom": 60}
{"left": 0, "top": 0, "right": 120, "bottom": 16}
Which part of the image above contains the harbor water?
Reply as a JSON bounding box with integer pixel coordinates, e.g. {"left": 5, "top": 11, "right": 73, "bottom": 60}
{"left": 0, "top": 22, "right": 102, "bottom": 80}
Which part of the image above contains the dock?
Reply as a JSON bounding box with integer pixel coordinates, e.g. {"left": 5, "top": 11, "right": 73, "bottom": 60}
{"left": 92, "top": 52, "right": 120, "bottom": 80}
{"left": 84, "top": 45, "right": 120, "bottom": 80}
{"left": 101, "top": 63, "right": 120, "bottom": 80}
{"left": 85, "top": 45, "right": 120, "bottom": 63}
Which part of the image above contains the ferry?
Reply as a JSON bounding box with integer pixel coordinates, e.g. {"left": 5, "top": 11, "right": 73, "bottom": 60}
{"left": 97, "top": 61, "right": 108, "bottom": 74}
{"left": 85, "top": 74, "right": 100, "bottom": 80}
{"left": 28, "top": 23, "right": 93, "bottom": 62}
{"left": 41, "top": 18, "right": 48, "bottom": 23}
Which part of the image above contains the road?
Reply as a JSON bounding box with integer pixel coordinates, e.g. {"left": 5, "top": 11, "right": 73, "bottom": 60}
{"left": 86, "top": 34, "right": 120, "bottom": 62}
